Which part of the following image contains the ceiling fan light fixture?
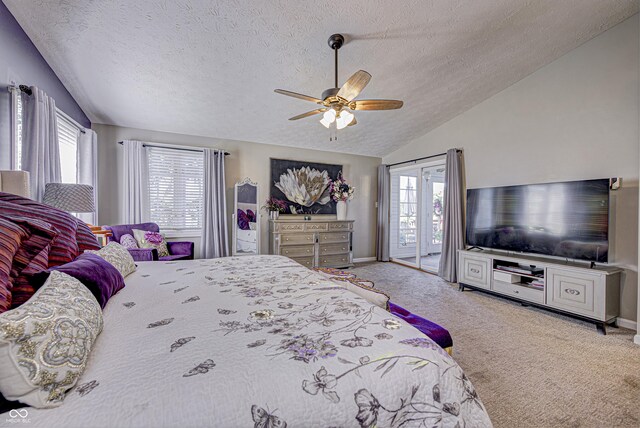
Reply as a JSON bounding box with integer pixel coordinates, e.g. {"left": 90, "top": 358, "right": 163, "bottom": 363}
{"left": 320, "top": 116, "right": 332, "bottom": 128}
{"left": 323, "top": 109, "right": 336, "bottom": 123}
{"left": 336, "top": 110, "right": 354, "bottom": 130}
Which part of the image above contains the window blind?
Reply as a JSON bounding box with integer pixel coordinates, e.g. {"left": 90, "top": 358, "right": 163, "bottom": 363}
{"left": 147, "top": 146, "right": 204, "bottom": 231}
{"left": 56, "top": 113, "right": 79, "bottom": 183}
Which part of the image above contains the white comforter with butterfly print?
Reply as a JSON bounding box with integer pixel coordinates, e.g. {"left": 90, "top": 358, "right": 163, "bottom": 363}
{"left": 11, "top": 255, "right": 492, "bottom": 427}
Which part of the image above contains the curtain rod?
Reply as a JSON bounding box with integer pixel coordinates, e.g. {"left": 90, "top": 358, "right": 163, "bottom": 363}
{"left": 7, "top": 84, "right": 32, "bottom": 95}
{"left": 117, "top": 141, "right": 230, "bottom": 156}
{"left": 386, "top": 149, "right": 461, "bottom": 168}
{"left": 8, "top": 84, "right": 86, "bottom": 134}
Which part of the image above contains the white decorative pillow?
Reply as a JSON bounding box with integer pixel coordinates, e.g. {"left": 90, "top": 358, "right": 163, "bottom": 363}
{"left": 119, "top": 233, "right": 139, "bottom": 249}
{"left": 0, "top": 271, "right": 103, "bottom": 408}
{"left": 132, "top": 229, "right": 169, "bottom": 258}
{"left": 86, "top": 241, "right": 136, "bottom": 277}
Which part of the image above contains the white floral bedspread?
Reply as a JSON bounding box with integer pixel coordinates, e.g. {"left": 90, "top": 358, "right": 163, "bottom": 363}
{"left": 5, "top": 255, "right": 492, "bottom": 427}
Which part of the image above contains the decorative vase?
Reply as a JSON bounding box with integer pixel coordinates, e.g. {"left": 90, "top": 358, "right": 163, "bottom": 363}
{"left": 336, "top": 200, "right": 348, "bottom": 220}
{"left": 269, "top": 210, "right": 279, "bottom": 220}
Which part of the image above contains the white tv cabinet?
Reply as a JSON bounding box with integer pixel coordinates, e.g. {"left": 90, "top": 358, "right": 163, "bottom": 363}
{"left": 457, "top": 249, "right": 621, "bottom": 334}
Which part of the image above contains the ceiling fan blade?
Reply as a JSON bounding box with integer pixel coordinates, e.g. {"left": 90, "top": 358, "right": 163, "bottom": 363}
{"left": 288, "top": 108, "right": 327, "bottom": 121}
{"left": 274, "top": 89, "right": 323, "bottom": 104}
{"left": 337, "top": 70, "right": 371, "bottom": 101}
{"left": 351, "top": 99, "right": 404, "bottom": 110}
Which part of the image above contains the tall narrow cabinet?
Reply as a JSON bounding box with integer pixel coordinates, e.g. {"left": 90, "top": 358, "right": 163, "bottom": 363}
{"left": 270, "top": 219, "right": 354, "bottom": 268}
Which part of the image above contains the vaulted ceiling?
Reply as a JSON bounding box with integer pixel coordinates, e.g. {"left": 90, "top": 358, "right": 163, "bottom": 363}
{"left": 5, "top": 0, "right": 638, "bottom": 157}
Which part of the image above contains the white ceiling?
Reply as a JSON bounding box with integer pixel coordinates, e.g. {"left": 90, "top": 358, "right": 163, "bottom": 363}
{"left": 5, "top": 0, "right": 638, "bottom": 157}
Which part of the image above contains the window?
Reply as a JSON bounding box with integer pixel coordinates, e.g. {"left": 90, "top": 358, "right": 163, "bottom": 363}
{"left": 56, "top": 114, "right": 79, "bottom": 183}
{"left": 12, "top": 94, "right": 80, "bottom": 184}
{"left": 147, "top": 146, "right": 204, "bottom": 231}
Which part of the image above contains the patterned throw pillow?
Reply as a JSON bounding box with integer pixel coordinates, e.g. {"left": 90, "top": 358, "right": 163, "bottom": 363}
{"left": 132, "top": 229, "right": 169, "bottom": 257}
{"left": 0, "top": 195, "right": 80, "bottom": 267}
{"left": 0, "top": 218, "right": 29, "bottom": 314}
{"left": 1, "top": 216, "right": 58, "bottom": 310}
{"left": 0, "top": 271, "right": 103, "bottom": 408}
{"left": 85, "top": 242, "right": 136, "bottom": 277}
{"left": 119, "top": 233, "right": 139, "bottom": 249}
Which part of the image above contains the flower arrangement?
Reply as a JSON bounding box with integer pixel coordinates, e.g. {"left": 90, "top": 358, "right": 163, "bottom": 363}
{"left": 262, "top": 196, "right": 288, "bottom": 213}
{"left": 330, "top": 172, "right": 355, "bottom": 202}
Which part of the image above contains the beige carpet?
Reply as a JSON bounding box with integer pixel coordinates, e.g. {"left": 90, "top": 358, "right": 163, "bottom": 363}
{"left": 351, "top": 262, "right": 640, "bottom": 428}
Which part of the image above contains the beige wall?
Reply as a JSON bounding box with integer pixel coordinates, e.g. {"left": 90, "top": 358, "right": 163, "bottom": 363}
{"left": 92, "top": 123, "right": 381, "bottom": 259}
{"left": 384, "top": 16, "right": 640, "bottom": 322}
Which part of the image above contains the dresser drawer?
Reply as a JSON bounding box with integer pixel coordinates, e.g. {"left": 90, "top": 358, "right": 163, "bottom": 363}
{"left": 319, "top": 254, "right": 352, "bottom": 268}
{"left": 275, "top": 222, "right": 305, "bottom": 232}
{"left": 328, "top": 222, "right": 352, "bottom": 231}
{"left": 458, "top": 253, "right": 490, "bottom": 289}
{"left": 492, "top": 281, "right": 544, "bottom": 305}
{"left": 305, "top": 223, "right": 329, "bottom": 232}
{"left": 281, "top": 233, "right": 315, "bottom": 246}
{"left": 546, "top": 267, "right": 604, "bottom": 319}
{"left": 280, "top": 245, "right": 315, "bottom": 258}
{"left": 319, "top": 242, "right": 350, "bottom": 256}
{"left": 319, "top": 232, "right": 350, "bottom": 244}
{"left": 290, "top": 256, "right": 314, "bottom": 268}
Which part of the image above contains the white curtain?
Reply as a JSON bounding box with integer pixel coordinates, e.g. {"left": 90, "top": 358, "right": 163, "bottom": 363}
{"left": 20, "top": 87, "right": 60, "bottom": 201}
{"left": 201, "top": 148, "right": 228, "bottom": 259}
{"left": 122, "top": 140, "right": 149, "bottom": 224}
{"left": 438, "top": 149, "right": 465, "bottom": 282}
{"left": 77, "top": 129, "right": 98, "bottom": 224}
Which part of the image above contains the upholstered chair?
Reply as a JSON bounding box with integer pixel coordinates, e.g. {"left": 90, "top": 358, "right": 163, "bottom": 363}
{"left": 103, "top": 222, "right": 194, "bottom": 262}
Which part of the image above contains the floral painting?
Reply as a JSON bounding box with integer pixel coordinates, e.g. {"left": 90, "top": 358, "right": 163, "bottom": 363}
{"left": 270, "top": 159, "right": 343, "bottom": 214}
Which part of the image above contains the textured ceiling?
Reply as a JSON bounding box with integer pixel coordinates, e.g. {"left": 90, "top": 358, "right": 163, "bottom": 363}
{"left": 5, "top": 0, "right": 638, "bottom": 157}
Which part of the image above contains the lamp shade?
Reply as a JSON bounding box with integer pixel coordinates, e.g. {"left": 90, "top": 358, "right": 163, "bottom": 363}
{"left": 42, "top": 183, "right": 95, "bottom": 213}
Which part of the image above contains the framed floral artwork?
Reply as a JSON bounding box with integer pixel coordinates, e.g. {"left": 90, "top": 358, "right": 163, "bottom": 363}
{"left": 270, "top": 158, "right": 343, "bottom": 214}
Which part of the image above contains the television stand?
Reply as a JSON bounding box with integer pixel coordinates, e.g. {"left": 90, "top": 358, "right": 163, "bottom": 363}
{"left": 457, "top": 249, "right": 621, "bottom": 334}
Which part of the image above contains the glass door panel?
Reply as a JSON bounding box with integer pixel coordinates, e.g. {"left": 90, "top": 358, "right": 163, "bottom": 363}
{"left": 419, "top": 164, "right": 445, "bottom": 272}
{"left": 390, "top": 170, "right": 419, "bottom": 267}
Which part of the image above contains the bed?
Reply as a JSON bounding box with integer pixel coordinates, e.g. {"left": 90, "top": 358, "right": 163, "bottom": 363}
{"left": 5, "top": 255, "right": 492, "bottom": 427}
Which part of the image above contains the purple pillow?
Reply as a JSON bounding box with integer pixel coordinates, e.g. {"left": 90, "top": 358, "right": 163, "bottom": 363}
{"left": 31, "top": 253, "right": 125, "bottom": 309}
{"left": 237, "top": 209, "right": 250, "bottom": 230}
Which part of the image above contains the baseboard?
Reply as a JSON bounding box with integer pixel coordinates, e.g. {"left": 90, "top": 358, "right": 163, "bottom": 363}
{"left": 353, "top": 257, "right": 376, "bottom": 263}
{"left": 616, "top": 317, "right": 637, "bottom": 331}
{"left": 634, "top": 335, "right": 640, "bottom": 345}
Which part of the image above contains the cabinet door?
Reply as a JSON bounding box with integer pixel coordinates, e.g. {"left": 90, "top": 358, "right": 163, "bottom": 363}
{"left": 459, "top": 253, "right": 490, "bottom": 289}
{"left": 546, "top": 267, "right": 604, "bottom": 320}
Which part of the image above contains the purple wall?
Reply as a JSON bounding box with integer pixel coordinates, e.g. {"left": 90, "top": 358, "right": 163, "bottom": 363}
{"left": 0, "top": 1, "right": 90, "bottom": 169}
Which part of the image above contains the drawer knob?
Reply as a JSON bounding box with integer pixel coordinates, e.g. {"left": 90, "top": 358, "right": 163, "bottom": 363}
{"left": 564, "top": 288, "right": 580, "bottom": 296}
{"left": 470, "top": 268, "right": 480, "bottom": 273}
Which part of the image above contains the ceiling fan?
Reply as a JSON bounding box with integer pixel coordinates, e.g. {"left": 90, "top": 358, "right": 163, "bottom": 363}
{"left": 274, "top": 34, "right": 403, "bottom": 130}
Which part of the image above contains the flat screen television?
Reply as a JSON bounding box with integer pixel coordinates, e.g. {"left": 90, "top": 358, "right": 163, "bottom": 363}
{"left": 466, "top": 179, "right": 609, "bottom": 263}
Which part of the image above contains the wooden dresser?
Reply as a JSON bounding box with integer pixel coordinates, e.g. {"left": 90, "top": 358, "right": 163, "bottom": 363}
{"left": 269, "top": 219, "right": 354, "bottom": 268}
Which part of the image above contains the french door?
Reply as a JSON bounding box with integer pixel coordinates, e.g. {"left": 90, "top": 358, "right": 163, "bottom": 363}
{"left": 389, "top": 161, "right": 445, "bottom": 273}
